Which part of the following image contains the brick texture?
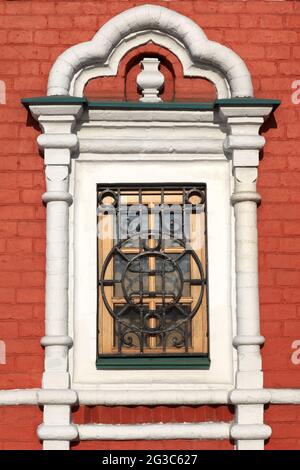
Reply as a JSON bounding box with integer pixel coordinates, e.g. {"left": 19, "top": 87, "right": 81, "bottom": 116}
{"left": 0, "top": 0, "right": 299, "bottom": 450}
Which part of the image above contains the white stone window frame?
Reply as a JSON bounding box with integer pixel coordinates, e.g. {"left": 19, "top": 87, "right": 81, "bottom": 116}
{"left": 70, "top": 149, "right": 234, "bottom": 389}
{"left": 23, "top": 4, "right": 280, "bottom": 450}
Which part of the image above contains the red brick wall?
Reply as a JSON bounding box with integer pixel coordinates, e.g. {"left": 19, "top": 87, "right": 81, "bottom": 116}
{"left": 0, "top": 0, "right": 299, "bottom": 450}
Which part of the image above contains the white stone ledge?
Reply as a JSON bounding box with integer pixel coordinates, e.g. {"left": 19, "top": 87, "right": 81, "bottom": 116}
{"left": 0, "top": 389, "right": 38, "bottom": 405}
{"left": 77, "top": 153, "right": 225, "bottom": 163}
{"left": 269, "top": 389, "right": 300, "bottom": 404}
{"left": 77, "top": 423, "right": 231, "bottom": 441}
{"left": 1, "top": 388, "right": 300, "bottom": 407}
{"left": 77, "top": 389, "right": 229, "bottom": 406}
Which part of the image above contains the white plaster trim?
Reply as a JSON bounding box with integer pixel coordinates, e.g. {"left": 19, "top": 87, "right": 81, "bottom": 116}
{"left": 76, "top": 389, "right": 229, "bottom": 406}
{"left": 0, "top": 389, "right": 39, "bottom": 405}
{"left": 72, "top": 30, "right": 229, "bottom": 99}
{"left": 268, "top": 389, "right": 300, "bottom": 404}
{"left": 1, "top": 388, "right": 300, "bottom": 407}
{"left": 71, "top": 159, "right": 234, "bottom": 389}
{"left": 84, "top": 108, "right": 219, "bottom": 123}
{"left": 78, "top": 138, "right": 224, "bottom": 154}
{"left": 78, "top": 154, "right": 225, "bottom": 163}
{"left": 78, "top": 423, "right": 231, "bottom": 441}
{"left": 47, "top": 4, "right": 253, "bottom": 98}
{"left": 76, "top": 108, "right": 226, "bottom": 156}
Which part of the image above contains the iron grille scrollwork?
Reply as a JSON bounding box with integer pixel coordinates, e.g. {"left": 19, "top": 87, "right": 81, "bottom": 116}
{"left": 98, "top": 185, "right": 208, "bottom": 356}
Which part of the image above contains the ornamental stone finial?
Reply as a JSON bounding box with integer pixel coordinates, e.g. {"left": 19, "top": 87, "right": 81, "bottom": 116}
{"left": 137, "top": 58, "right": 164, "bottom": 102}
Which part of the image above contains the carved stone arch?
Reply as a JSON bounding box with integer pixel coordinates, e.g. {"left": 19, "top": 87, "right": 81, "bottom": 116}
{"left": 47, "top": 4, "right": 253, "bottom": 98}
{"left": 71, "top": 30, "right": 228, "bottom": 99}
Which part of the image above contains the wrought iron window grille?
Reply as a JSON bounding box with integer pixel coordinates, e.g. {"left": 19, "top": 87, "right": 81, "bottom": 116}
{"left": 97, "top": 184, "right": 209, "bottom": 369}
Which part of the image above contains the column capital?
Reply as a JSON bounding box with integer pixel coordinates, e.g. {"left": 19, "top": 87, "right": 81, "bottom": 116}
{"left": 26, "top": 102, "right": 85, "bottom": 165}
{"left": 28, "top": 103, "right": 84, "bottom": 133}
{"left": 218, "top": 104, "right": 275, "bottom": 170}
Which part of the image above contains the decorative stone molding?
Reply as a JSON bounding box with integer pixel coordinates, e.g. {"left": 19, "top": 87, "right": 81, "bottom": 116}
{"left": 47, "top": 4, "right": 253, "bottom": 98}
{"left": 79, "top": 138, "right": 224, "bottom": 155}
{"left": 72, "top": 30, "right": 230, "bottom": 98}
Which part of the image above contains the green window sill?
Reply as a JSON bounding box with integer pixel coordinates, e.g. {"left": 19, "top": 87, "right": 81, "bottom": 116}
{"left": 96, "top": 355, "right": 210, "bottom": 370}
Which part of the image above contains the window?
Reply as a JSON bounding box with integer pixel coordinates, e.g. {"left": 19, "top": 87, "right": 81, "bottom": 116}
{"left": 97, "top": 184, "right": 209, "bottom": 369}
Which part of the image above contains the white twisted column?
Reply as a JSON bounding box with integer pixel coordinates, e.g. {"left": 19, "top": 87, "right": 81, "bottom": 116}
{"left": 28, "top": 104, "right": 83, "bottom": 449}
{"left": 220, "top": 105, "right": 274, "bottom": 450}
